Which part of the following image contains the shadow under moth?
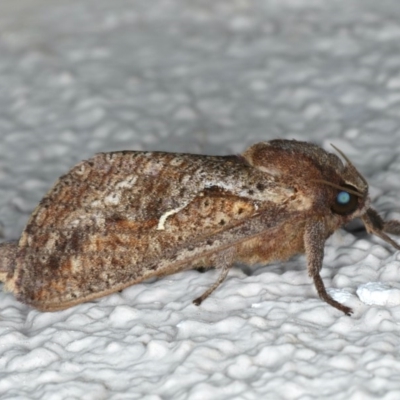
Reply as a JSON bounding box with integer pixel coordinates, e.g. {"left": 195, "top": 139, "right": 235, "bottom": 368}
{"left": 0, "top": 139, "right": 399, "bottom": 315}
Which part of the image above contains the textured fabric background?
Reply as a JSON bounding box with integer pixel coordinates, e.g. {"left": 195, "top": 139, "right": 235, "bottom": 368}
{"left": 1, "top": 1, "right": 400, "bottom": 399}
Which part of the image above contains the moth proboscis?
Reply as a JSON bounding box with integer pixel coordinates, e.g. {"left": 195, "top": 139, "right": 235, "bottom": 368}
{"left": 0, "top": 139, "right": 399, "bottom": 315}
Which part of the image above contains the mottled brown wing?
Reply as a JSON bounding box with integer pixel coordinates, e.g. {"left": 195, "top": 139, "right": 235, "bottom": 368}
{"left": 8, "top": 151, "right": 294, "bottom": 311}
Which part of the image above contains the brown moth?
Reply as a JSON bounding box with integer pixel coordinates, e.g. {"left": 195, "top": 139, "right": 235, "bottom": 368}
{"left": 0, "top": 139, "right": 399, "bottom": 315}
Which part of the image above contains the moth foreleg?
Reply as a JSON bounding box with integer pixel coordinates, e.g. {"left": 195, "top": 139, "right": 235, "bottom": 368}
{"left": 384, "top": 220, "right": 400, "bottom": 236}
{"left": 304, "top": 220, "right": 353, "bottom": 316}
{"left": 362, "top": 208, "right": 400, "bottom": 237}
{"left": 193, "top": 247, "right": 235, "bottom": 306}
{"left": 362, "top": 208, "right": 400, "bottom": 251}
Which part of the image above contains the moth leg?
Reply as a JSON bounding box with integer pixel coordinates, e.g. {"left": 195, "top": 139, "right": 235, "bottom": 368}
{"left": 193, "top": 248, "right": 235, "bottom": 306}
{"left": 304, "top": 220, "right": 353, "bottom": 316}
{"left": 384, "top": 220, "right": 400, "bottom": 236}
{"left": 362, "top": 208, "right": 400, "bottom": 250}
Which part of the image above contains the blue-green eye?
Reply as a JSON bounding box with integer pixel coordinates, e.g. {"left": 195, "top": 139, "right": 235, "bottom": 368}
{"left": 337, "top": 191, "right": 350, "bottom": 205}
{"left": 331, "top": 186, "right": 359, "bottom": 215}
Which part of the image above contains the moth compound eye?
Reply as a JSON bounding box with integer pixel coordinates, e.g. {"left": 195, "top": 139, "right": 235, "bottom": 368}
{"left": 331, "top": 188, "right": 359, "bottom": 215}
{"left": 337, "top": 191, "right": 350, "bottom": 205}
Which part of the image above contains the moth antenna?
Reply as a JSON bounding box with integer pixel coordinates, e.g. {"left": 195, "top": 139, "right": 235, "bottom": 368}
{"left": 312, "top": 179, "right": 363, "bottom": 197}
{"left": 330, "top": 144, "right": 368, "bottom": 186}
{"left": 362, "top": 208, "right": 400, "bottom": 251}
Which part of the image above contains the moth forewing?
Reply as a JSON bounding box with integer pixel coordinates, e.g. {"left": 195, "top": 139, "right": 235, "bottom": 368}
{"left": 0, "top": 139, "right": 400, "bottom": 315}
{"left": 3, "top": 152, "right": 292, "bottom": 311}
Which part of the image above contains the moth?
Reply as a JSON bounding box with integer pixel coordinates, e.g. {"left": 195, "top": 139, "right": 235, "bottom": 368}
{"left": 0, "top": 139, "right": 399, "bottom": 315}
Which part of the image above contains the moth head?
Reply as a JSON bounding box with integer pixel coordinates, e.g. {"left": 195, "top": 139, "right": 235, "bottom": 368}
{"left": 243, "top": 140, "right": 370, "bottom": 221}
{"left": 328, "top": 145, "right": 400, "bottom": 251}
{"left": 244, "top": 139, "right": 400, "bottom": 251}
{"left": 313, "top": 144, "right": 370, "bottom": 222}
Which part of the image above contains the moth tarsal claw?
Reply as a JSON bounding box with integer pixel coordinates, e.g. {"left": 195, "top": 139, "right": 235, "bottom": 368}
{"left": 192, "top": 297, "right": 202, "bottom": 306}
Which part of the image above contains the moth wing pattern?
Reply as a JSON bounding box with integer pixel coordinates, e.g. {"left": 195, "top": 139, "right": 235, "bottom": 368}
{"left": 6, "top": 150, "right": 294, "bottom": 311}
